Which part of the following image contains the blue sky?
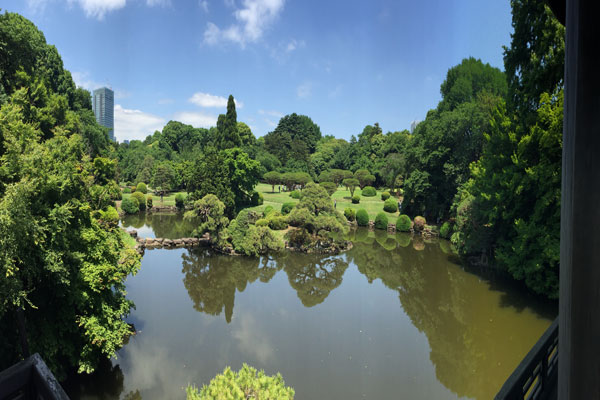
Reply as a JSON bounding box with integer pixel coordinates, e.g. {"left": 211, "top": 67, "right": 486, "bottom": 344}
{"left": 4, "top": 0, "right": 513, "bottom": 142}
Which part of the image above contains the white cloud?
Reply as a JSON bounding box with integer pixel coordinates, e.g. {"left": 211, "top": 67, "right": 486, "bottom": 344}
{"left": 264, "top": 118, "right": 277, "bottom": 127}
{"left": 71, "top": 71, "right": 104, "bottom": 91}
{"left": 67, "top": 0, "right": 126, "bottom": 19}
{"left": 203, "top": 0, "right": 285, "bottom": 46}
{"left": 258, "top": 109, "right": 283, "bottom": 118}
{"left": 297, "top": 82, "right": 312, "bottom": 99}
{"left": 199, "top": 0, "right": 209, "bottom": 12}
{"left": 189, "top": 92, "right": 243, "bottom": 108}
{"left": 114, "top": 104, "right": 165, "bottom": 142}
{"left": 146, "top": 0, "right": 170, "bottom": 6}
{"left": 172, "top": 111, "right": 217, "bottom": 128}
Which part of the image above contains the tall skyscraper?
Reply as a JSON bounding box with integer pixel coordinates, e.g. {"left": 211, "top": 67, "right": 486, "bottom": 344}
{"left": 92, "top": 87, "right": 114, "bottom": 141}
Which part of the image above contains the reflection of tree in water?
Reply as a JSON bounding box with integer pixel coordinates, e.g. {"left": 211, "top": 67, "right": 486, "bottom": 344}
{"left": 121, "top": 213, "right": 199, "bottom": 238}
{"left": 349, "top": 233, "right": 554, "bottom": 400}
{"left": 181, "top": 248, "right": 279, "bottom": 323}
{"left": 282, "top": 252, "right": 349, "bottom": 308}
{"left": 62, "top": 357, "right": 125, "bottom": 400}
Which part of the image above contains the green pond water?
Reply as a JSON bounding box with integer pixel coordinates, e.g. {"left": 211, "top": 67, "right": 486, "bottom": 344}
{"left": 66, "top": 213, "right": 556, "bottom": 399}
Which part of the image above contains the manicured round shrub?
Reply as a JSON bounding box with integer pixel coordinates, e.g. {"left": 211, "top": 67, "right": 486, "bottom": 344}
{"left": 344, "top": 207, "right": 356, "bottom": 222}
{"left": 374, "top": 212, "right": 389, "bottom": 230}
{"left": 413, "top": 216, "right": 427, "bottom": 231}
{"left": 381, "top": 191, "right": 391, "bottom": 200}
{"left": 356, "top": 209, "right": 369, "bottom": 226}
{"left": 146, "top": 196, "right": 153, "bottom": 209}
{"left": 131, "top": 191, "right": 146, "bottom": 211}
{"left": 289, "top": 190, "right": 301, "bottom": 199}
{"left": 263, "top": 205, "right": 274, "bottom": 217}
{"left": 281, "top": 202, "right": 295, "bottom": 215}
{"left": 396, "top": 214, "right": 412, "bottom": 232}
{"left": 136, "top": 182, "right": 147, "bottom": 194}
{"left": 175, "top": 193, "right": 185, "bottom": 210}
{"left": 383, "top": 198, "right": 398, "bottom": 213}
{"left": 186, "top": 364, "right": 294, "bottom": 400}
{"left": 440, "top": 221, "right": 452, "bottom": 239}
{"left": 362, "top": 186, "right": 377, "bottom": 197}
{"left": 351, "top": 194, "right": 360, "bottom": 204}
{"left": 122, "top": 187, "right": 131, "bottom": 194}
{"left": 121, "top": 197, "right": 139, "bottom": 214}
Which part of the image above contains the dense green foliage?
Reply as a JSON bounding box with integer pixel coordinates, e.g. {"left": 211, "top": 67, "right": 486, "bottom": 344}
{"left": 186, "top": 364, "right": 294, "bottom": 400}
{"left": 227, "top": 210, "right": 284, "bottom": 256}
{"left": 374, "top": 212, "right": 389, "bottom": 230}
{"left": 131, "top": 191, "right": 146, "bottom": 211}
{"left": 447, "top": 0, "right": 565, "bottom": 298}
{"left": 285, "top": 183, "right": 347, "bottom": 250}
{"left": 440, "top": 222, "right": 452, "bottom": 239}
{"left": 175, "top": 193, "right": 185, "bottom": 210}
{"left": 383, "top": 198, "right": 398, "bottom": 213}
{"left": 361, "top": 186, "right": 376, "bottom": 197}
{"left": 135, "top": 182, "right": 147, "bottom": 194}
{"left": 344, "top": 207, "right": 356, "bottom": 222}
{"left": 263, "top": 113, "right": 322, "bottom": 170}
{"left": 319, "top": 181, "right": 337, "bottom": 196}
{"left": 185, "top": 194, "right": 229, "bottom": 247}
{"left": 121, "top": 197, "right": 139, "bottom": 214}
{"left": 281, "top": 202, "right": 295, "bottom": 215}
{"left": 356, "top": 209, "right": 369, "bottom": 226}
{"left": 351, "top": 194, "right": 360, "bottom": 204}
{"left": 289, "top": 190, "right": 301, "bottom": 199}
{"left": 0, "top": 11, "right": 140, "bottom": 377}
{"left": 263, "top": 170, "right": 281, "bottom": 192}
{"left": 396, "top": 215, "right": 412, "bottom": 232}
{"left": 342, "top": 177, "right": 359, "bottom": 196}
{"left": 381, "top": 191, "right": 390, "bottom": 200}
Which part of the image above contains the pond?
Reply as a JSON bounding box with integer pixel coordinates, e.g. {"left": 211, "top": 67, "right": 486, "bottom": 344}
{"left": 66, "top": 213, "right": 556, "bottom": 399}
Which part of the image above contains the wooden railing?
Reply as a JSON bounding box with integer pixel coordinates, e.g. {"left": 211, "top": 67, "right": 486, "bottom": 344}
{"left": 0, "top": 353, "right": 69, "bottom": 400}
{"left": 495, "top": 318, "right": 558, "bottom": 400}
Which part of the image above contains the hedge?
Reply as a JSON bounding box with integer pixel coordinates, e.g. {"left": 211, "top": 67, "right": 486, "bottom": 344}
{"left": 281, "top": 202, "right": 295, "bottom": 215}
{"left": 381, "top": 191, "right": 391, "bottom": 200}
{"left": 362, "top": 186, "right": 376, "bottom": 197}
{"left": 383, "top": 198, "right": 398, "bottom": 213}
{"left": 131, "top": 191, "right": 146, "bottom": 211}
{"left": 136, "top": 182, "right": 147, "bottom": 194}
{"left": 374, "top": 212, "right": 388, "bottom": 230}
{"left": 121, "top": 197, "right": 139, "bottom": 214}
{"left": 351, "top": 194, "right": 360, "bottom": 204}
{"left": 396, "top": 214, "right": 412, "bottom": 232}
{"left": 356, "top": 209, "right": 369, "bottom": 226}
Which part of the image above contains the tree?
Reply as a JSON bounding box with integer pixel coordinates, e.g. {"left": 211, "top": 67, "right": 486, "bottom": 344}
{"left": 319, "top": 181, "right": 337, "bottom": 196}
{"left": 186, "top": 194, "right": 229, "bottom": 247}
{"left": 342, "top": 178, "right": 359, "bottom": 197}
{"left": 263, "top": 171, "right": 281, "bottom": 193}
{"left": 263, "top": 113, "right": 322, "bottom": 167}
{"left": 237, "top": 122, "right": 256, "bottom": 147}
{"left": 151, "top": 162, "right": 176, "bottom": 201}
{"left": 0, "top": 83, "right": 140, "bottom": 377}
{"left": 217, "top": 95, "right": 241, "bottom": 150}
{"left": 503, "top": 0, "right": 565, "bottom": 124}
{"left": 222, "top": 148, "right": 262, "bottom": 207}
{"left": 354, "top": 169, "right": 375, "bottom": 189}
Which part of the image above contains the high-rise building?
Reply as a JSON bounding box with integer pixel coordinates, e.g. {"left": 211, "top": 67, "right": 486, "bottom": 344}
{"left": 410, "top": 120, "right": 420, "bottom": 134}
{"left": 92, "top": 87, "right": 114, "bottom": 141}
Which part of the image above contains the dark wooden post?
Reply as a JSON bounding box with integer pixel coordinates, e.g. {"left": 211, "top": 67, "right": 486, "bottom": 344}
{"left": 559, "top": 0, "right": 600, "bottom": 398}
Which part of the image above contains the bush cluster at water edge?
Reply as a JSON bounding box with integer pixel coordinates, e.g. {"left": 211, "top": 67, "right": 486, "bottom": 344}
{"left": 396, "top": 214, "right": 412, "bottom": 232}
{"left": 186, "top": 364, "right": 294, "bottom": 400}
{"left": 375, "top": 212, "right": 389, "bottom": 230}
{"left": 356, "top": 209, "right": 369, "bottom": 226}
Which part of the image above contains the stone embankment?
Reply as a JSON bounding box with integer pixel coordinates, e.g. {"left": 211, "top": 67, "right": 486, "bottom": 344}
{"left": 346, "top": 221, "right": 440, "bottom": 237}
{"left": 126, "top": 230, "right": 209, "bottom": 255}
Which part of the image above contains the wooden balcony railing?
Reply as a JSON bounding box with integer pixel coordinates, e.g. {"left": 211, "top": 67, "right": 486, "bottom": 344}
{"left": 495, "top": 318, "right": 559, "bottom": 400}
{"left": 0, "top": 353, "right": 69, "bottom": 400}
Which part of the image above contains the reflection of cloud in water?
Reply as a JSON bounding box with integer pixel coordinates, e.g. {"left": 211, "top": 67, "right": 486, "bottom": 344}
{"left": 232, "top": 314, "right": 274, "bottom": 364}
{"left": 119, "top": 335, "right": 194, "bottom": 400}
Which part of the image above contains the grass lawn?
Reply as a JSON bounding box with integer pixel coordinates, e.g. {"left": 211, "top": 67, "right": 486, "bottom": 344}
{"left": 120, "top": 190, "right": 187, "bottom": 207}
{"left": 250, "top": 183, "right": 402, "bottom": 221}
